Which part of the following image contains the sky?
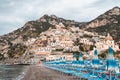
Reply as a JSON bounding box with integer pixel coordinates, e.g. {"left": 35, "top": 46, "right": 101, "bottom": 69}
{"left": 0, "top": 0, "right": 120, "bottom": 35}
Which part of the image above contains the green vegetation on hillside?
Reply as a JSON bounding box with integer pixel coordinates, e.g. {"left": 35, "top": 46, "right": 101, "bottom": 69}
{"left": 7, "top": 43, "right": 27, "bottom": 58}
{"left": 98, "top": 49, "right": 120, "bottom": 58}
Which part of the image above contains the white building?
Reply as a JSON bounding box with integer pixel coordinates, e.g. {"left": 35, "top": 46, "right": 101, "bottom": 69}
{"left": 95, "top": 33, "right": 119, "bottom": 52}
{"left": 46, "top": 54, "right": 73, "bottom": 61}
{"left": 24, "top": 38, "right": 36, "bottom": 46}
{"left": 80, "top": 38, "right": 93, "bottom": 45}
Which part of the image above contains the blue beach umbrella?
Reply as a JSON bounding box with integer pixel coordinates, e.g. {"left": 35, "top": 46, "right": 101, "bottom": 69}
{"left": 58, "top": 57, "right": 66, "bottom": 64}
{"left": 78, "top": 52, "right": 84, "bottom": 67}
{"left": 73, "top": 53, "right": 77, "bottom": 60}
{"left": 72, "top": 53, "right": 77, "bottom": 65}
{"left": 106, "top": 47, "right": 118, "bottom": 80}
{"left": 61, "top": 56, "right": 66, "bottom": 64}
{"left": 62, "top": 56, "right": 66, "bottom": 61}
{"left": 54, "top": 57, "right": 62, "bottom": 64}
{"left": 106, "top": 47, "right": 117, "bottom": 71}
{"left": 92, "top": 48, "right": 100, "bottom": 68}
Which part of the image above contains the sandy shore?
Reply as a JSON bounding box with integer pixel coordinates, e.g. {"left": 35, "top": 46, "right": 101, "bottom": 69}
{"left": 21, "top": 64, "right": 78, "bottom": 80}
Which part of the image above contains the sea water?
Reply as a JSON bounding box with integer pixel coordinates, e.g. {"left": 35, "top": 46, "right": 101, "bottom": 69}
{"left": 0, "top": 65, "right": 29, "bottom": 80}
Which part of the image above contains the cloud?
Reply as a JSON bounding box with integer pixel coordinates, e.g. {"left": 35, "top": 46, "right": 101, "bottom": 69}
{"left": 0, "top": 0, "right": 120, "bottom": 35}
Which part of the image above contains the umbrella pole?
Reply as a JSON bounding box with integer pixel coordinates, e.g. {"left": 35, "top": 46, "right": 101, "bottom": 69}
{"left": 93, "top": 67, "right": 94, "bottom": 76}
{"left": 110, "top": 71, "right": 111, "bottom": 80}
{"left": 92, "top": 67, "right": 95, "bottom": 80}
{"left": 80, "top": 68, "right": 81, "bottom": 80}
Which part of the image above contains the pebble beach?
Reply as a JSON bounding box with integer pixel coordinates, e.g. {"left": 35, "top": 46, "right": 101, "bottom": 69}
{"left": 21, "top": 65, "right": 77, "bottom": 80}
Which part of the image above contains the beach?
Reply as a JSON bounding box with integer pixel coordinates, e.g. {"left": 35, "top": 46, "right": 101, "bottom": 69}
{"left": 22, "top": 64, "right": 77, "bottom": 80}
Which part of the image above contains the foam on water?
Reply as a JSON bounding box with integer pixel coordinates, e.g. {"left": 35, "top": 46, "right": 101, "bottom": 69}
{"left": 15, "top": 66, "right": 29, "bottom": 80}
{"left": 0, "top": 65, "right": 29, "bottom": 80}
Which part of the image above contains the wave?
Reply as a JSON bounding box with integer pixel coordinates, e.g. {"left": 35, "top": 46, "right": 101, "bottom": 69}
{"left": 14, "top": 66, "right": 29, "bottom": 80}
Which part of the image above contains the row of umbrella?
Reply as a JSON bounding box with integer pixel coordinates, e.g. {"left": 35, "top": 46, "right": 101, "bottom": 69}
{"left": 73, "top": 47, "right": 119, "bottom": 80}
{"left": 73, "top": 47, "right": 119, "bottom": 71}
{"left": 44, "top": 47, "right": 119, "bottom": 80}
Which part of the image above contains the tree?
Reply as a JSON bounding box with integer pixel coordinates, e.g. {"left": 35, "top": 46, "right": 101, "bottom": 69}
{"left": 0, "top": 54, "right": 4, "bottom": 60}
{"left": 74, "top": 38, "right": 79, "bottom": 46}
{"left": 90, "top": 45, "right": 96, "bottom": 50}
{"left": 7, "top": 43, "right": 27, "bottom": 58}
{"left": 79, "top": 45, "right": 84, "bottom": 51}
{"left": 98, "top": 50, "right": 107, "bottom": 58}
{"left": 73, "top": 52, "right": 80, "bottom": 60}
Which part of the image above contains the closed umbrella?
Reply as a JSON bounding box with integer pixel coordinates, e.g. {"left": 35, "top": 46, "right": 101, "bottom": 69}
{"left": 72, "top": 53, "right": 77, "bottom": 66}
{"left": 78, "top": 52, "right": 85, "bottom": 67}
{"left": 92, "top": 48, "right": 100, "bottom": 68}
{"left": 106, "top": 47, "right": 117, "bottom": 71}
{"left": 73, "top": 53, "right": 77, "bottom": 61}
{"left": 106, "top": 47, "right": 118, "bottom": 80}
{"left": 91, "top": 48, "right": 100, "bottom": 79}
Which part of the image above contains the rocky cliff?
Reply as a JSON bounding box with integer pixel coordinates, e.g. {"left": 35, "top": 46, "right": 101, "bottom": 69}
{"left": 83, "top": 6, "right": 120, "bottom": 43}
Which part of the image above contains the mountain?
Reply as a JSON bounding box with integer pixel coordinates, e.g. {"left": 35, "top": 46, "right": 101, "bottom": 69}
{"left": 1, "top": 15, "right": 84, "bottom": 41}
{"left": 82, "top": 6, "right": 120, "bottom": 43}
{"left": 0, "top": 15, "right": 84, "bottom": 60}
{"left": 0, "top": 6, "right": 120, "bottom": 61}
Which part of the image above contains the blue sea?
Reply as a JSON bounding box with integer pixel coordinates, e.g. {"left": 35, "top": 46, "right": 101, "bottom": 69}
{"left": 0, "top": 65, "right": 28, "bottom": 80}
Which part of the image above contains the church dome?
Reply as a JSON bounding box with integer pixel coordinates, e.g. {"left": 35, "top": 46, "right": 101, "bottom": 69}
{"left": 105, "top": 33, "right": 113, "bottom": 40}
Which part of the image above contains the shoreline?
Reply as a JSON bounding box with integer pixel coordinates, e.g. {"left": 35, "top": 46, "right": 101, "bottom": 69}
{"left": 15, "top": 65, "right": 30, "bottom": 80}
{"left": 0, "top": 64, "right": 30, "bottom": 80}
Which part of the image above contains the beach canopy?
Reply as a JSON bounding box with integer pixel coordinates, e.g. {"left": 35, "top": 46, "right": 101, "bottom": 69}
{"left": 78, "top": 52, "right": 84, "bottom": 67}
{"left": 106, "top": 47, "right": 118, "bottom": 71}
{"left": 108, "top": 47, "right": 113, "bottom": 55}
{"left": 72, "top": 53, "right": 78, "bottom": 65}
{"left": 79, "top": 52, "right": 82, "bottom": 58}
{"left": 73, "top": 53, "right": 77, "bottom": 61}
{"left": 92, "top": 48, "right": 100, "bottom": 68}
